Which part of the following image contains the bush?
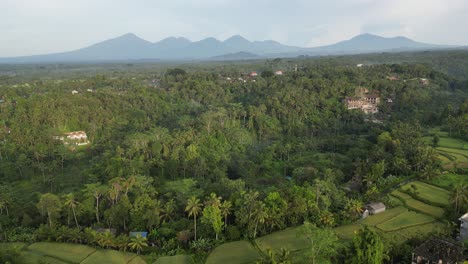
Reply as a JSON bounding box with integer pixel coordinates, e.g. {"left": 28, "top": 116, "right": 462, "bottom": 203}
{"left": 226, "top": 226, "right": 241, "bottom": 241}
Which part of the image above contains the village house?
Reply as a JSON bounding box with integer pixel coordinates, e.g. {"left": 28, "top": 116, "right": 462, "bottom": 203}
{"left": 72, "top": 90, "right": 78, "bottom": 94}
{"left": 411, "top": 238, "right": 464, "bottom": 264}
{"left": 345, "top": 88, "right": 381, "bottom": 114}
{"left": 357, "top": 64, "right": 363, "bottom": 67}
{"left": 54, "top": 131, "right": 89, "bottom": 146}
{"left": 275, "top": 70, "right": 283, "bottom": 75}
{"left": 458, "top": 213, "right": 468, "bottom": 241}
{"left": 249, "top": 71, "right": 258, "bottom": 77}
{"left": 387, "top": 76, "right": 399, "bottom": 81}
{"left": 420, "top": 78, "right": 430, "bottom": 85}
{"left": 362, "top": 202, "right": 386, "bottom": 218}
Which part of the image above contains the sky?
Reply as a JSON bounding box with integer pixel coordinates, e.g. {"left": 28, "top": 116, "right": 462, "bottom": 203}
{"left": 1, "top": 0, "right": 468, "bottom": 57}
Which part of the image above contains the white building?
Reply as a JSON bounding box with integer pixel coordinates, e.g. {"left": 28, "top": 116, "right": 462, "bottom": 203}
{"left": 459, "top": 213, "right": 468, "bottom": 241}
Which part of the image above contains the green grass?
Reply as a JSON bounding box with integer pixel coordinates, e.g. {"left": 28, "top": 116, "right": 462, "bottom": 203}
{"left": 405, "top": 199, "right": 445, "bottom": 218}
{"left": 437, "top": 137, "right": 468, "bottom": 150}
{"left": 390, "top": 190, "right": 413, "bottom": 200}
{"left": 0, "top": 242, "right": 27, "bottom": 250}
{"left": 128, "top": 256, "right": 147, "bottom": 264}
{"left": 206, "top": 241, "right": 260, "bottom": 264}
{"left": 334, "top": 224, "right": 361, "bottom": 240}
{"left": 154, "top": 255, "right": 193, "bottom": 264}
{"left": 401, "top": 181, "right": 450, "bottom": 206}
{"left": 429, "top": 173, "right": 468, "bottom": 188}
{"left": 376, "top": 211, "right": 435, "bottom": 232}
{"left": 437, "top": 147, "right": 468, "bottom": 157}
{"left": 381, "top": 222, "right": 445, "bottom": 244}
{"left": 255, "top": 226, "right": 309, "bottom": 252}
{"left": 81, "top": 249, "right": 137, "bottom": 264}
{"left": 360, "top": 206, "right": 408, "bottom": 226}
{"left": 17, "top": 251, "right": 68, "bottom": 264}
{"left": 28, "top": 242, "right": 96, "bottom": 263}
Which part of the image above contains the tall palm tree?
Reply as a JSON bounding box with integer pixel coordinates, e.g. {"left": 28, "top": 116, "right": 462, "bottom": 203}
{"left": 205, "top": 193, "right": 221, "bottom": 208}
{"left": 220, "top": 200, "right": 232, "bottom": 228}
{"left": 128, "top": 234, "right": 148, "bottom": 255}
{"left": 162, "top": 199, "right": 176, "bottom": 223}
{"left": 64, "top": 193, "right": 80, "bottom": 228}
{"left": 253, "top": 201, "right": 268, "bottom": 238}
{"left": 185, "top": 196, "right": 202, "bottom": 240}
{"left": 451, "top": 183, "right": 468, "bottom": 214}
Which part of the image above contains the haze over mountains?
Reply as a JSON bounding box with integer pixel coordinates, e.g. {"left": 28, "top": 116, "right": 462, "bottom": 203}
{"left": 0, "top": 33, "right": 456, "bottom": 63}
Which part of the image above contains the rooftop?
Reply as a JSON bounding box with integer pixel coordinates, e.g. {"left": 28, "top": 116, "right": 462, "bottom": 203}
{"left": 367, "top": 202, "right": 385, "bottom": 210}
{"left": 459, "top": 212, "right": 468, "bottom": 221}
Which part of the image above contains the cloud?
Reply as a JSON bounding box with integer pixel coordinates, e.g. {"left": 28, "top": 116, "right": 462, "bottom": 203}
{"left": 0, "top": 0, "right": 467, "bottom": 56}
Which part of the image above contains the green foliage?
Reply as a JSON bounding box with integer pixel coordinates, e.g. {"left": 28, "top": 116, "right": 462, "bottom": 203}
{"left": 348, "top": 226, "right": 385, "bottom": 264}
{"left": 299, "top": 222, "right": 339, "bottom": 264}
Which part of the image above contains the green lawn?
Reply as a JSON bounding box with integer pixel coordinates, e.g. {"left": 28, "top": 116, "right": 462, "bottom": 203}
{"left": 429, "top": 173, "right": 468, "bottom": 188}
{"left": 255, "top": 226, "right": 309, "bottom": 253}
{"left": 404, "top": 199, "right": 445, "bottom": 218}
{"left": 376, "top": 211, "right": 435, "bottom": 232}
{"left": 400, "top": 181, "right": 450, "bottom": 206}
{"left": 154, "top": 255, "right": 193, "bottom": 264}
{"left": 81, "top": 249, "right": 137, "bottom": 264}
{"left": 360, "top": 206, "right": 408, "bottom": 226}
{"left": 206, "top": 241, "right": 260, "bottom": 264}
{"left": 28, "top": 242, "right": 96, "bottom": 263}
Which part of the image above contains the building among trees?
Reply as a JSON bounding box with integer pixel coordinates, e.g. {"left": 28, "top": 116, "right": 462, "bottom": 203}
{"left": 345, "top": 87, "right": 380, "bottom": 114}
{"left": 458, "top": 213, "right": 468, "bottom": 241}
{"left": 411, "top": 238, "right": 464, "bottom": 264}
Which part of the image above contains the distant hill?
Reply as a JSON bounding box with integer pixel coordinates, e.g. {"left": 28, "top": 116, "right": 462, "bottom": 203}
{"left": 0, "top": 33, "right": 456, "bottom": 63}
{"left": 211, "top": 51, "right": 260, "bottom": 60}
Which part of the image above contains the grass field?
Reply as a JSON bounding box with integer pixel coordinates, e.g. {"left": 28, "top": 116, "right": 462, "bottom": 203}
{"left": 360, "top": 206, "right": 408, "bottom": 226}
{"left": 429, "top": 173, "right": 468, "bottom": 188}
{"left": 381, "top": 222, "right": 445, "bottom": 244}
{"left": 404, "top": 199, "right": 445, "bottom": 217}
{"left": 81, "top": 249, "right": 137, "bottom": 264}
{"left": 376, "top": 211, "right": 435, "bottom": 232}
{"left": 154, "top": 255, "right": 192, "bottom": 264}
{"left": 334, "top": 223, "right": 361, "bottom": 239}
{"left": 9, "top": 242, "right": 146, "bottom": 264}
{"left": 205, "top": 241, "right": 260, "bottom": 264}
{"left": 28, "top": 242, "right": 97, "bottom": 263}
{"left": 255, "top": 226, "right": 309, "bottom": 253}
{"left": 401, "top": 181, "right": 450, "bottom": 206}
{"left": 17, "top": 251, "right": 69, "bottom": 264}
{"left": 437, "top": 137, "right": 468, "bottom": 150}
{"left": 390, "top": 190, "right": 412, "bottom": 200}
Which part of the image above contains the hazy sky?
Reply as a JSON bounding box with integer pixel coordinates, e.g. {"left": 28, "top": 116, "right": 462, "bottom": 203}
{"left": 2, "top": 0, "right": 468, "bottom": 57}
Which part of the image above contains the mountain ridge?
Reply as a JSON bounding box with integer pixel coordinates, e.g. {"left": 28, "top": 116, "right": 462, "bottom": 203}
{"left": 0, "top": 33, "right": 456, "bottom": 63}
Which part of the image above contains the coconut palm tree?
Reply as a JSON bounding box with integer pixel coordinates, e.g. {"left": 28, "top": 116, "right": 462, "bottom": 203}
{"left": 253, "top": 201, "right": 268, "bottom": 238}
{"left": 220, "top": 200, "right": 232, "bottom": 228}
{"left": 63, "top": 193, "right": 80, "bottom": 228}
{"left": 205, "top": 193, "right": 221, "bottom": 208}
{"left": 128, "top": 234, "right": 148, "bottom": 255}
{"left": 185, "top": 196, "right": 202, "bottom": 240}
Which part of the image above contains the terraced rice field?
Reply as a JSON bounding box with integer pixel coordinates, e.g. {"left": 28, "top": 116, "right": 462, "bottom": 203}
{"left": 376, "top": 211, "right": 435, "bottom": 232}
{"left": 255, "top": 226, "right": 309, "bottom": 252}
{"left": 404, "top": 199, "right": 444, "bottom": 217}
{"left": 154, "top": 255, "right": 193, "bottom": 264}
{"left": 205, "top": 241, "right": 260, "bottom": 264}
{"left": 400, "top": 181, "right": 450, "bottom": 206}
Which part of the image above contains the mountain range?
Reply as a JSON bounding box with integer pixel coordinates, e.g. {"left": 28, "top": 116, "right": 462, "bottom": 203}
{"left": 0, "top": 33, "right": 457, "bottom": 63}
